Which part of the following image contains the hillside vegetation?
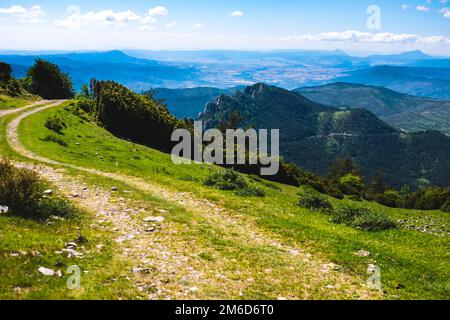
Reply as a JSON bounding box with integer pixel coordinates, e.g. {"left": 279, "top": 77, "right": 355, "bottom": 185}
{"left": 3, "top": 99, "right": 446, "bottom": 299}
{"left": 200, "top": 83, "right": 450, "bottom": 189}
{"left": 296, "top": 82, "right": 450, "bottom": 135}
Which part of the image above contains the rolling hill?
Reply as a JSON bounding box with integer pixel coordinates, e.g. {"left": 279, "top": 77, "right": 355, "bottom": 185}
{"left": 295, "top": 83, "right": 450, "bottom": 134}
{"left": 199, "top": 83, "right": 450, "bottom": 188}
{"left": 330, "top": 65, "right": 450, "bottom": 99}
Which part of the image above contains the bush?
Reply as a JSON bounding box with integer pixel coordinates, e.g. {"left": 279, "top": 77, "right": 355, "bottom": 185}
{"left": 41, "top": 134, "right": 68, "bottom": 146}
{"left": 348, "top": 195, "right": 362, "bottom": 202}
{"left": 235, "top": 185, "right": 265, "bottom": 197}
{"left": 204, "top": 169, "right": 247, "bottom": 191}
{"left": 441, "top": 200, "right": 450, "bottom": 213}
{"left": 44, "top": 115, "right": 66, "bottom": 133}
{"left": 331, "top": 204, "right": 396, "bottom": 231}
{"left": 372, "top": 190, "right": 400, "bottom": 208}
{"left": 297, "top": 189, "right": 333, "bottom": 212}
{"left": 0, "top": 159, "right": 41, "bottom": 217}
{"left": 339, "top": 174, "right": 365, "bottom": 196}
{"left": 0, "top": 160, "right": 75, "bottom": 220}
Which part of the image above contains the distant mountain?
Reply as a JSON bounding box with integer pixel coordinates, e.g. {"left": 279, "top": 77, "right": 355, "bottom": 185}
{"left": 410, "top": 59, "right": 450, "bottom": 68}
{"left": 361, "top": 50, "right": 434, "bottom": 66}
{"left": 152, "top": 87, "right": 242, "bottom": 119}
{"left": 295, "top": 83, "right": 450, "bottom": 135}
{"left": 0, "top": 50, "right": 197, "bottom": 91}
{"left": 330, "top": 65, "right": 450, "bottom": 99}
{"left": 199, "top": 83, "right": 450, "bottom": 188}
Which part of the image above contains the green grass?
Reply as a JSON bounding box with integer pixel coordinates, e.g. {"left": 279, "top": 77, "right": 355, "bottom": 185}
{"left": 0, "top": 93, "right": 37, "bottom": 110}
{"left": 0, "top": 187, "right": 138, "bottom": 300}
{"left": 1, "top": 101, "right": 449, "bottom": 299}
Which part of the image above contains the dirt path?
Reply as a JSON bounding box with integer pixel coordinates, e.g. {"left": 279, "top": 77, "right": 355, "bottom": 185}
{"left": 0, "top": 100, "right": 50, "bottom": 117}
{"left": 2, "top": 100, "right": 379, "bottom": 299}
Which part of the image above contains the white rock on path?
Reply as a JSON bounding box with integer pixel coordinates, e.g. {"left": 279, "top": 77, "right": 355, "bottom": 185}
{"left": 143, "top": 216, "right": 164, "bottom": 223}
{"left": 38, "top": 267, "right": 62, "bottom": 277}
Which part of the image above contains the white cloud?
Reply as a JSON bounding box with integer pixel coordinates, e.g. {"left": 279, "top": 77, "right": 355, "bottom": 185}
{"left": 440, "top": 7, "right": 450, "bottom": 17}
{"left": 147, "top": 6, "right": 168, "bottom": 17}
{"left": 440, "top": 0, "right": 449, "bottom": 4}
{"left": 401, "top": 4, "right": 410, "bottom": 10}
{"left": 0, "top": 5, "right": 44, "bottom": 23}
{"left": 280, "top": 30, "right": 450, "bottom": 45}
{"left": 165, "top": 21, "right": 176, "bottom": 28}
{"left": 142, "top": 6, "right": 168, "bottom": 26}
{"left": 55, "top": 9, "right": 140, "bottom": 28}
{"left": 416, "top": 5, "right": 431, "bottom": 12}
{"left": 230, "top": 10, "right": 244, "bottom": 17}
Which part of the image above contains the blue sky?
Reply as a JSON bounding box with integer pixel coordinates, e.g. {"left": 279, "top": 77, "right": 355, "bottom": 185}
{"left": 1, "top": 0, "right": 449, "bottom": 55}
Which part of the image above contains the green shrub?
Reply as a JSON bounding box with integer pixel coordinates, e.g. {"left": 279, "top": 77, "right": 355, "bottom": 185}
{"left": 235, "top": 185, "right": 265, "bottom": 197}
{"left": 0, "top": 159, "right": 41, "bottom": 217}
{"left": 339, "top": 174, "right": 365, "bottom": 196}
{"left": 331, "top": 204, "right": 396, "bottom": 231}
{"left": 37, "top": 197, "right": 76, "bottom": 219}
{"left": 41, "top": 134, "right": 68, "bottom": 146}
{"left": 44, "top": 115, "right": 66, "bottom": 133}
{"left": 297, "top": 189, "right": 333, "bottom": 212}
{"left": 0, "top": 159, "right": 75, "bottom": 220}
{"left": 348, "top": 195, "right": 362, "bottom": 202}
{"left": 204, "top": 169, "right": 247, "bottom": 191}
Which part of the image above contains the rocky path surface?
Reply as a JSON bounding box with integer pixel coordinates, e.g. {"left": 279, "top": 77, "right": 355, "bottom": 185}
{"left": 1, "top": 101, "right": 379, "bottom": 299}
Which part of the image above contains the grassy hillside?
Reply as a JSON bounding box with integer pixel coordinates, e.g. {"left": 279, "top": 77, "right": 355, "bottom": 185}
{"left": 200, "top": 83, "right": 450, "bottom": 188}
{"left": 0, "top": 85, "right": 39, "bottom": 110}
{"left": 1, "top": 101, "right": 447, "bottom": 299}
{"left": 296, "top": 83, "right": 450, "bottom": 135}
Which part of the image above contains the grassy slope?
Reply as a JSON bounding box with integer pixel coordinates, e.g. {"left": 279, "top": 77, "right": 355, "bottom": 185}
{"left": 0, "top": 103, "right": 141, "bottom": 299}
{"left": 0, "top": 89, "right": 39, "bottom": 110}
{"left": 12, "top": 103, "right": 450, "bottom": 299}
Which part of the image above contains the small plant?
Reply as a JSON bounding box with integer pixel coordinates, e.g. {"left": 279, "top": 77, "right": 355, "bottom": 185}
{"left": 297, "top": 188, "right": 333, "bottom": 212}
{"left": 44, "top": 115, "right": 66, "bottom": 133}
{"left": 348, "top": 195, "right": 362, "bottom": 202}
{"left": 331, "top": 204, "right": 396, "bottom": 231}
{"left": 0, "top": 159, "right": 75, "bottom": 220}
{"left": 204, "top": 169, "right": 265, "bottom": 197}
{"left": 235, "top": 185, "right": 266, "bottom": 197}
{"left": 204, "top": 169, "right": 247, "bottom": 191}
{"left": 0, "top": 159, "right": 41, "bottom": 217}
{"left": 41, "top": 134, "right": 68, "bottom": 146}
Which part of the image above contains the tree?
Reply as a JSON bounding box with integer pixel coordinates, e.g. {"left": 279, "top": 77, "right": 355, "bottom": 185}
{"left": 340, "top": 174, "right": 365, "bottom": 196}
{"left": 0, "top": 62, "right": 12, "bottom": 83}
{"left": 367, "top": 171, "right": 387, "bottom": 195}
{"left": 26, "top": 59, "right": 74, "bottom": 99}
{"left": 326, "top": 157, "right": 361, "bottom": 182}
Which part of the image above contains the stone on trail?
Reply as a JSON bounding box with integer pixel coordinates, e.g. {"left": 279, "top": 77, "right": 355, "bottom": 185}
{"left": 38, "top": 267, "right": 62, "bottom": 277}
{"left": 143, "top": 216, "right": 164, "bottom": 223}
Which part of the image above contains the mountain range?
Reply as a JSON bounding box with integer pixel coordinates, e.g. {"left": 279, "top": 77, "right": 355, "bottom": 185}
{"left": 328, "top": 65, "right": 450, "bottom": 99}
{"left": 2, "top": 49, "right": 450, "bottom": 93}
{"left": 295, "top": 83, "right": 450, "bottom": 135}
{"left": 0, "top": 50, "right": 197, "bottom": 91}
{"left": 199, "top": 83, "right": 450, "bottom": 188}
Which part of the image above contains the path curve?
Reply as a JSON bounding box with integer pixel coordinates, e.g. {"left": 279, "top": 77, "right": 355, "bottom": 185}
{"left": 0, "top": 100, "right": 50, "bottom": 117}
{"left": 3, "top": 100, "right": 379, "bottom": 299}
